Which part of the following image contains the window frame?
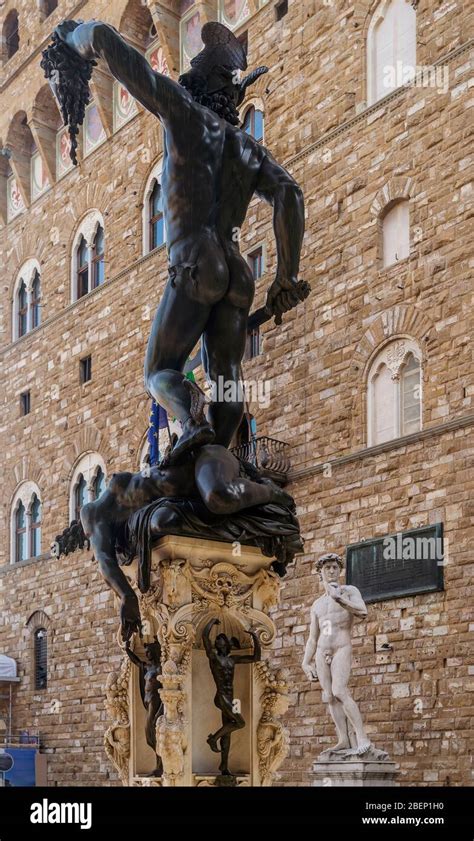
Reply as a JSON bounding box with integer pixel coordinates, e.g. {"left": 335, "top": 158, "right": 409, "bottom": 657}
{"left": 34, "top": 628, "right": 48, "bottom": 690}
{"left": 71, "top": 212, "right": 106, "bottom": 302}
{"left": 366, "top": 0, "right": 417, "bottom": 106}
{"left": 91, "top": 225, "right": 105, "bottom": 289}
{"left": 17, "top": 280, "right": 28, "bottom": 337}
{"left": 367, "top": 338, "right": 422, "bottom": 447}
{"left": 15, "top": 501, "right": 27, "bottom": 563}
{"left": 10, "top": 482, "right": 43, "bottom": 564}
{"left": 31, "top": 270, "right": 41, "bottom": 329}
{"left": 242, "top": 104, "right": 264, "bottom": 143}
{"left": 29, "top": 494, "right": 42, "bottom": 559}
{"left": 69, "top": 453, "right": 107, "bottom": 524}
{"left": 143, "top": 162, "right": 165, "bottom": 255}
{"left": 149, "top": 180, "right": 165, "bottom": 252}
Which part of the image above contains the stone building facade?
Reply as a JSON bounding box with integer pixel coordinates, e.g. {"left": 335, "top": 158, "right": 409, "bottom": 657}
{"left": 0, "top": 0, "right": 472, "bottom": 786}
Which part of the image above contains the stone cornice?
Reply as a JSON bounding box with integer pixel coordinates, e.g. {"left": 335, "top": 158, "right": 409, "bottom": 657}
{"left": 288, "top": 414, "right": 474, "bottom": 483}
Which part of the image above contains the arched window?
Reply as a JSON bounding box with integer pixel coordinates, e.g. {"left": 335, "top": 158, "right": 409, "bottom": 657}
{"left": 4, "top": 10, "right": 19, "bottom": 60}
{"left": 91, "top": 225, "right": 105, "bottom": 288}
{"left": 17, "top": 280, "right": 28, "bottom": 337}
{"left": 69, "top": 453, "right": 107, "bottom": 522}
{"left": 93, "top": 467, "right": 106, "bottom": 500}
{"left": 382, "top": 200, "right": 410, "bottom": 267}
{"left": 149, "top": 180, "right": 165, "bottom": 251}
{"left": 243, "top": 105, "right": 264, "bottom": 142}
{"left": 10, "top": 482, "right": 43, "bottom": 563}
{"left": 15, "top": 501, "right": 27, "bottom": 562}
{"left": 76, "top": 236, "right": 89, "bottom": 299}
{"left": 34, "top": 629, "right": 47, "bottom": 690}
{"left": 12, "top": 261, "right": 42, "bottom": 340}
{"left": 143, "top": 163, "right": 165, "bottom": 254}
{"left": 74, "top": 474, "right": 88, "bottom": 521}
{"left": 31, "top": 270, "right": 41, "bottom": 329}
{"left": 367, "top": 339, "right": 421, "bottom": 445}
{"left": 367, "top": 0, "right": 417, "bottom": 105}
{"left": 29, "top": 494, "right": 42, "bottom": 558}
{"left": 218, "top": 0, "right": 251, "bottom": 30}
{"left": 71, "top": 212, "right": 106, "bottom": 301}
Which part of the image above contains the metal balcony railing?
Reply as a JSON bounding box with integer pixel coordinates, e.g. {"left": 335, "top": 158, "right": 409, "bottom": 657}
{"left": 231, "top": 436, "right": 290, "bottom": 484}
{"left": 0, "top": 729, "right": 40, "bottom": 748}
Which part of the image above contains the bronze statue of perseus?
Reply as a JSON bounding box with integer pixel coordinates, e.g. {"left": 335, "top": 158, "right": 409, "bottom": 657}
{"left": 50, "top": 19, "right": 309, "bottom": 461}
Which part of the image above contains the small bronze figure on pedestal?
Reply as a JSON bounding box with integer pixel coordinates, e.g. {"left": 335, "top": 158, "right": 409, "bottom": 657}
{"left": 125, "top": 637, "right": 163, "bottom": 777}
{"left": 203, "top": 618, "right": 261, "bottom": 785}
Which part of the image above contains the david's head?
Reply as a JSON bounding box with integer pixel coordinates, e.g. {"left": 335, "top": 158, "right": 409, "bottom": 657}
{"left": 178, "top": 22, "right": 268, "bottom": 125}
{"left": 316, "top": 553, "right": 344, "bottom": 585}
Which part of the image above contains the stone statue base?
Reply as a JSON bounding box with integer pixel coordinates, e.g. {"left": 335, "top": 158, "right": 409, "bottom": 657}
{"left": 105, "top": 536, "right": 291, "bottom": 787}
{"left": 312, "top": 754, "right": 399, "bottom": 787}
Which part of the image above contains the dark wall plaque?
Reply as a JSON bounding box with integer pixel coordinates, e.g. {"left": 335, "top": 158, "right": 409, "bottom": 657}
{"left": 346, "top": 523, "right": 444, "bottom": 603}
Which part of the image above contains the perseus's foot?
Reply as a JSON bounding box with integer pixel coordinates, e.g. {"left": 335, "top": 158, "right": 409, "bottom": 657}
{"left": 207, "top": 734, "right": 219, "bottom": 753}
{"left": 261, "top": 478, "right": 295, "bottom": 509}
{"left": 169, "top": 419, "right": 215, "bottom": 463}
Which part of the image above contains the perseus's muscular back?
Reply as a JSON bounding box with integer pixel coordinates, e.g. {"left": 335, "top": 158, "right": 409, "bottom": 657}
{"left": 160, "top": 94, "right": 284, "bottom": 247}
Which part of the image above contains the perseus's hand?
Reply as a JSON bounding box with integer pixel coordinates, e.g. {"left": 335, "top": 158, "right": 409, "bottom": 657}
{"left": 265, "top": 276, "right": 311, "bottom": 326}
{"left": 120, "top": 593, "right": 142, "bottom": 642}
{"left": 55, "top": 19, "right": 97, "bottom": 61}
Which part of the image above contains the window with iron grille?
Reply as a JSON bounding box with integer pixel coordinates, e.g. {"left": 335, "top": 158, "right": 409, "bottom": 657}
{"left": 34, "top": 628, "right": 47, "bottom": 690}
{"left": 247, "top": 326, "right": 261, "bottom": 359}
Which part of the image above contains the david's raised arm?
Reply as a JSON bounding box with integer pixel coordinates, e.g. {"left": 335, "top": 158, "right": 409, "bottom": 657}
{"left": 55, "top": 19, "right": 187, "bottom": 121}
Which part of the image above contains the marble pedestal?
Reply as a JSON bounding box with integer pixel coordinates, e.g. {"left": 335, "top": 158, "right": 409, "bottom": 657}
{"left": 312, "top": 757, "right": 399, "bottom": 787}
{"left": 104, "top": 536, "right": 290, "bottom": 787}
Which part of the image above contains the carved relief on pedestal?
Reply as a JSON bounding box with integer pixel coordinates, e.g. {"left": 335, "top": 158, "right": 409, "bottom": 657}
{"left": 104, "top": 658, "right": 131, "bottom": 785}
{"left": 255, "top": 661, "right": 290, "bottom": 786}
{"left": 156, "top": 661, "right": 188, "bottom": 787}
{"left": 179, "top": 560, "right": 280, "bottom": 648}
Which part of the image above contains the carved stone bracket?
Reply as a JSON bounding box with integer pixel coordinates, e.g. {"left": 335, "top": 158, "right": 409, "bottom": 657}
{"left": 255, "top": 661, "right": 291, "bottom": 787}
{"left": 104, "top": 657, "right": 131, "bottom": 786}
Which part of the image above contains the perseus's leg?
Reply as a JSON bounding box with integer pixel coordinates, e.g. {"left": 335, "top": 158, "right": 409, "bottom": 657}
{"left": 145, "top": 236, "right": 231, "bottom": 459}
{"left": 144, "top": 279, "right": 210, "bottom": 420}
{"left": 202, "top": 286, "right": 252, "bottom": 448}
{"left": 194, "top": 445, "right": 293, "bottom": 515}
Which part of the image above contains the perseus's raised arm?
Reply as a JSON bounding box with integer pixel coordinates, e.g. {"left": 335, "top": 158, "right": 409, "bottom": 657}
{"left": 55, "top": 20, "right": 187, "bottom": 121}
